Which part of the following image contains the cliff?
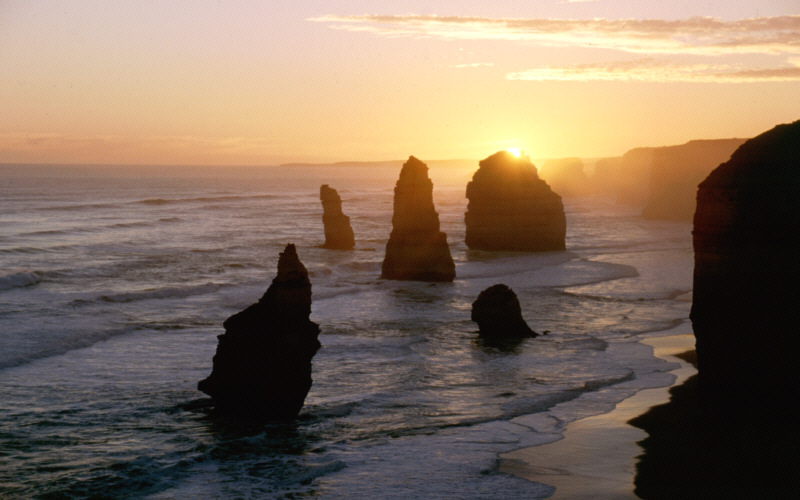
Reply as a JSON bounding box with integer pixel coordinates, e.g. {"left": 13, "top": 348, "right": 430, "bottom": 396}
{"left": 465, "top": 151, "right": 566, "bottom": 252}
{"left": 642, "top": 139, "right": 745, "bottom": 221}
{"left": 381, "top": 156, "right": 455, "bottom": 282}
{"left": 198, "top": 244, "right": 321, "bottom": 420}
{"left": 320, "top": 184, "right": 355, "bottom": 250}
{"left": 691, "top": 120, "right": 800, "bottom": 416}
{"left": 539, "top": 157, "right": 591, "bottom": 197}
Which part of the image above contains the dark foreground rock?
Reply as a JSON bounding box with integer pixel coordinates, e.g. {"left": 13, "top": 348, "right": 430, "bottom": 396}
{"left": 690, "top": 119, "right": 800, "bottom": 417}
{"left": 630, "top": 351, "right": 800, "bottom": 498}
{"left": 471, "top": 284, "right": 537, "bottom": 338}
{"left": 198, "top": 244, "right": 321, "bottom": 420}
{"left": 320, "top": 184, "right": 355, "bottom": 250}
{"left": 465, "top": 151, "right": 566, "bottom": 251}
{"left": 381, "top": 156, "right": 455, "bottom": 282}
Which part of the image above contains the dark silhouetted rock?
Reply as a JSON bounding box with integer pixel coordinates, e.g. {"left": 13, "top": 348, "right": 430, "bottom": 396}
{"left": 381, "top": 156, "right": 455, "bottom": 282}
{"left": 539, "top": 157, "right": 591, "bottom": 197}
{"left": 465, "top": 151, "right": 566, "bottom": 251}
{"left": 471, "top": 284, "right": 537, "bottom": 338}
{"left": 320, "top": 184, "right": 355, "bottom": 250}
{"left": 691, "top": 120, "right": 800, "bottom": 417}
{"left": 641, "top": 139, "right": 745, "bottom": 221}
{"left": 198, "top": 244, "right": 321, "bottom": 420}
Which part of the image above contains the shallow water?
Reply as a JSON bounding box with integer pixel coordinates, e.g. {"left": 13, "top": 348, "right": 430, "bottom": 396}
{"left": 0, "top": 163, "right": 692, "bottom": 498}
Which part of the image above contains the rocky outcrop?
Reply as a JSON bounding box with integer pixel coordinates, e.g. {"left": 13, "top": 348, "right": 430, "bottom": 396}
{"left": 691, "top": 120, "right": 800, "bottom": 416}
{"left": 641, "top": 139, "right": 744, "bottom": 221}
{"left": 381, "top": 156, "right": 455, "bottom": 282}
{"left": 320, "top": 184, "right": 355, "bottom": 250}
{"left": 198, "top": 244, "right": 321, "bottom": 420}
{"left": 539, "top": 157, "right": 591, "bottom": 197}
{"left": 465, "top": 151, "right": 566, "bottom": 251}
{"left": 471, "top": 284, "right": 537, "bottom": 338}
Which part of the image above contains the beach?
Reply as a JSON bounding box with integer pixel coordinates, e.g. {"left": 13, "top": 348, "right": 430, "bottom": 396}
{"left": 501, "top": 329, "right": 697, "bottom": 498}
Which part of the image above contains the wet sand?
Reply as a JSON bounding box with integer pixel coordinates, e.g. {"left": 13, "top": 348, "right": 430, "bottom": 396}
{"left": 500, "top": 333, "right": 696, "bottom": 499}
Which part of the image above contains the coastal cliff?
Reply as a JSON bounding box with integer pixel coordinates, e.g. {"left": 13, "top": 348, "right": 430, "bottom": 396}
{"left": 465, "top": 151, "right": 565, "bottom": 251}
{"left": 642, "top": 139, "right": 745, "bottom": 221}
{"left": 381, "top": 156, "right": 455, "bottom": 282}
{"left": 320, "top": 184, "right": 355, "bottom": 250}
{"left": 198, "top": 244, "right": 321, "bottom": 420}
{"left": 691, "top": 120, "right": 800, "bottom": 415}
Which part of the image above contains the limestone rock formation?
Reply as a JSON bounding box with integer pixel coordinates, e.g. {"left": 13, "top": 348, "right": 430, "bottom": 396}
{"left": 465, "top": 151, "right": 566, "bottom": 251}
{"left": 471, "top": 284, "right": 537, "bottom": 338}
{"left": 381, "top": 156, "right": 455, "bottom": 282}
{"left": 539, "top": 157, "right": 591, "bottom": 197}
{"left": 198, "top": 244, "right": 321, "bottom": 420}
{"left": 320, "top": 184, "right": 355, "bottom": 250}
{"left": 641, "top": 139, "right": 744, "bottom": 221}
{"left": 691, "top": 120, "right": 800, "bottom": 416}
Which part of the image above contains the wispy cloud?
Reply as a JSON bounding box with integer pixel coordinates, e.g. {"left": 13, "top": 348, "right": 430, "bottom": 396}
{"left": 507, "top": 58, "right": 800, "bottom": 82}
{"left": 311, "top": 14, "right": 800, "bottom": 56}
{"left": 453, "top": 62, "right": 494, "bottom": 68}
{"left": 311, "top": 14, "right": 800, "bottom": 82}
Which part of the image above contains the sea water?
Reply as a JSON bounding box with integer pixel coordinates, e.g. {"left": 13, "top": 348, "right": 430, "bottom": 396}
{"left": 0, "top": 163, "right": 693, "bottom": 498}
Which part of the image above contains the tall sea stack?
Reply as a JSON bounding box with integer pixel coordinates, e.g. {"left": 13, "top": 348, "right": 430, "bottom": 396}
{"left": 691, "top": 120, "right": 800, "bottom": 416}
{"left": 198, "top": 244, "right": 321, "bottom": 420}
{"left": 465, "top": 151, "right": 566, "bottom": 251}
{"left": 320, "top": 184, "right": 355, "bottom": 250}
{"left": 381, "top": 156, "right": 455, "bottom": 282}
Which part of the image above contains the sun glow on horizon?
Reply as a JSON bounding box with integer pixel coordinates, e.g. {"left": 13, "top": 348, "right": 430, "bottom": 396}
{"left": 506, "top": 148, "right": 522, "bottom": 157}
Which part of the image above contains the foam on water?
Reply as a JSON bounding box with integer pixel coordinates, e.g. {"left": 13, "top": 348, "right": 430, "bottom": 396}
{"left": 0, "top": 163, "right": 693, "bottom": 498}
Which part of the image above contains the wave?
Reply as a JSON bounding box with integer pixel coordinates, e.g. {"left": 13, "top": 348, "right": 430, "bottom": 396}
{"left": 0, "top": 270, "right": 42, "bottom": 291}
{"left": 98, "top": 282, "right": 228, "bottom": 304}
{"left": 133, "top": 194, "right": 279, "bottom": 206}
{"left": 0, "top": 324, "right": 140, "bottom": 370}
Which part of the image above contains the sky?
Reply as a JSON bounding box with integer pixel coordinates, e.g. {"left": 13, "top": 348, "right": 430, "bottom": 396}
{"left": 2, "top": 0, "right": 799, "bottom": 165}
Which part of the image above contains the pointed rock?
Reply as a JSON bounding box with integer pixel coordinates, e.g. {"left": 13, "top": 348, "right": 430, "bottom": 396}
{"left": 198, "top": 244, "right": 321, "bottom": 420}
{"left": 381, "top": 156, "right": 455, "bottom": 282}
{"left": 465, "top": 151, "right": 566, "bottom": 251}
{"left": 471, "top": 284, "right": 538, "bottom": 338}
{"left": 320, "top": 184, "right": 355, "bottom": 250}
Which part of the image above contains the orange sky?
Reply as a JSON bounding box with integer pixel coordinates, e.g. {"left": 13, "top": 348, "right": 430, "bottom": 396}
{"left": 2, "top": 1, "right": 800, "bottom": 166}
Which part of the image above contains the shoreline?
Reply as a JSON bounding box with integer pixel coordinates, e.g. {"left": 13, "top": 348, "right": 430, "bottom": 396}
{"left": 500, "top": 331, "right": 697, "bottom": 499}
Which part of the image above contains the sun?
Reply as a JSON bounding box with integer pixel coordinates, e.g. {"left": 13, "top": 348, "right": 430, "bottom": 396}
{"left": 506, "top": 148, "right": 522, "bottom": 157}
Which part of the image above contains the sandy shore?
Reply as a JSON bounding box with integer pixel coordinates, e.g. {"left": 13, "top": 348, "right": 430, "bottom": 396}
{"left": 500, "top": 332, "right": 697, "bottom": 499}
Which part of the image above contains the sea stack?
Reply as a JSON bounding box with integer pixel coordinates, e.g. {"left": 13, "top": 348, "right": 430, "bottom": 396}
{"left": 691, "top": 120, "right": 800, "bottom": 416}
{"left": 320, "top": 184, "right": 355, "bottom": 250}
{"left": 465, "top": 151, "right": 566, "bottom": 251}
{"left": 471, "top": 284, "right": 538, "bottom": 338}
{"left": 198, "top": 244, "right": 321, "bottom": 420}
{"left": 380, "top": 156, "right": 455, "bottom": 282}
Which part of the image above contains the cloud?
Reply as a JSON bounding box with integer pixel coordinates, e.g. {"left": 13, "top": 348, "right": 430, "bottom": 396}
{"left": 506, "top": 58, "right": 800, "bottom": 82}
{"left": 310, "top": 14, "right": 800, "bottom": 56}
{"left": 453, "top": 62, "right": 494, "bottom": 68}
{"left": 311, "top": 14, "right": 800, "bottom": 83}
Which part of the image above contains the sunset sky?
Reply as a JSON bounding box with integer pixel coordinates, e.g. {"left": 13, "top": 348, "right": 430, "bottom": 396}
{"left": 2, "top": 0, "right": 799, "bottom": 165}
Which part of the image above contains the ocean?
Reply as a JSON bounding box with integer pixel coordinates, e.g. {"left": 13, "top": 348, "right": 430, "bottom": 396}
{"left": 0, "top": 163, "right": 693, "bottom": 498}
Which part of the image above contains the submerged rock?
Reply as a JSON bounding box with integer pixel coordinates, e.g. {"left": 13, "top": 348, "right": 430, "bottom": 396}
{"left": 320, "top": 184, "right": 355, "bottom": 250}
{"left": 465, "top": 151, "right": 566, "bottom": 251}
{"left": 198, "top": 244, "right": 321, "bottom": 420}
{"left": 381, "top": 156, "right": 455, "bottom": 282}
{"left": 471, "top": 284, "right": 538, "bottom": 338}
{"left": 691, "top": 120, "right": 800, "bottom": 416}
